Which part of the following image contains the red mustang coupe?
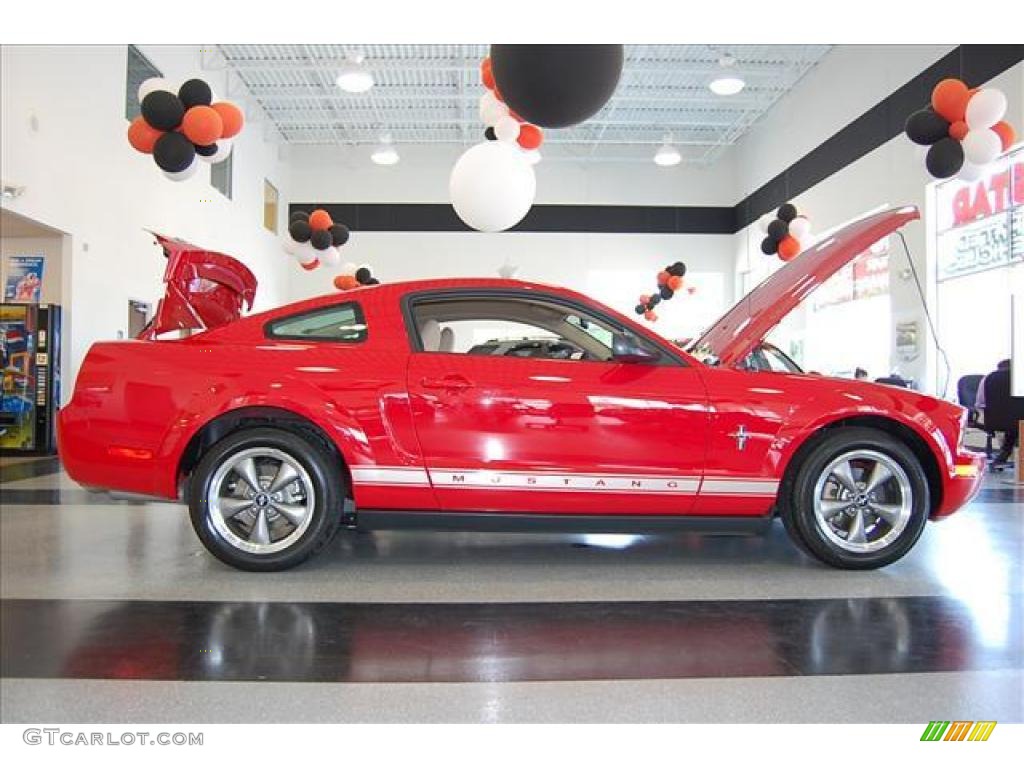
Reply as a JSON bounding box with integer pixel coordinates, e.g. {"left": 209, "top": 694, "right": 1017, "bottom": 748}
{"left": 58, "top": 208, "right": 984, "bottom": 571}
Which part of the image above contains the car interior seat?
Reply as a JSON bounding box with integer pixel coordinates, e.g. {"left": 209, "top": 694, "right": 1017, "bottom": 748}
{"left": 439, "top": 327, "right": 455, "bottom": 353}
{"left": 420, "top": 319, "right": 441, "bottom": 351}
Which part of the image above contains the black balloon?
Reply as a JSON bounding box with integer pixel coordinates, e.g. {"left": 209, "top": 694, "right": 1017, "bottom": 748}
{"left": 178, "top": 79, "right": 213, "bottom": 109}
{"left": 195, "top": 143, "right": 218, "bottom": 157}
{"left": 776, "top": 203, "right": 798, "bottom": 223}
{"left": 152, "top": 132, "right": 195, "bottom": 173}
{"left": 484, "top": 126, "right": 497, "bottom": 141}
{"left": 926, "top": 137, "right": 965, "bottom": 179}
{"left": 310, "top": 229, "right": 332, "bottom": 251}
{"left": 634, "top": 304, "right": 645, "bottom": 315}
{"left": 767, "top": 219, "right": 789, "bottom": 241}
{"left": 649, "top": 294, "right": 661, "bottom": 307}
{"left": 760, "top": 236, "right": 778, "bottom": 255}
{"left": 329, "top": 224, "right": 350, "bottom": 247}
{"left": 667, "top": 261, "right": 686, "bottom": 277}
{"left": 355, "top": 267, "right": 372, "bottom": 284}
{"left": 905, "top": 108, "right": 950, "bottom": 145}
{"left": 141, "top": 91, "right": 185, "bottom": 131}
{"left": 659, "top": 286, "right": 675, "bottom": 300}
{"left": 289, "top": 220, "right": 312, "bottom": 243}
{"left": 366, "top": 277, "right": 381, "bottom": 285}
{"left": 290, "top": 211, "right": 310, "bottom": 223}
{"left": 490, "top": 44, "right": 624, "bottom": 128}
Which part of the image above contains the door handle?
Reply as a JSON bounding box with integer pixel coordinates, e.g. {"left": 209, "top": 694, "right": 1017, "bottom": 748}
{"left": 420, "top": 375, "right": 473, "bottom": 390}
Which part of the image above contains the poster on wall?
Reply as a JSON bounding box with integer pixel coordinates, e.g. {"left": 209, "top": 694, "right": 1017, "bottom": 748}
{"left": 3, "top": 255, "right": 45, "bottom": 303}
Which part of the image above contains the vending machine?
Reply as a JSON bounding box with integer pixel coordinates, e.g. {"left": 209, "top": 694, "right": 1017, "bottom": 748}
{"left": 0, "top": 303, "right": 61, "bottom": 454}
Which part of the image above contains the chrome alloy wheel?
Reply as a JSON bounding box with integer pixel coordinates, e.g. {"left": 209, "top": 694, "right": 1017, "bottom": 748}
{"left": 812, "top": 449, "right": 913, "bottom": 554}
{"left": 208, "top": 447, "right": 316, "bottom": 555}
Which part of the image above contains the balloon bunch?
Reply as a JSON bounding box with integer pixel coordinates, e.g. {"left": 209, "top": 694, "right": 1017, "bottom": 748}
{"left": 634, "top": 261, "right": 688, "bottom": 322}
{"left": 479, "top": 56, "right": 544, "bottom": 164}
{"left": 127, "top": 77, "right": 244, "bottom": 181}
{"left": 905, "top": 78, "right": 1017, "bottom": 180}
{"left": 333, "top": 263, "right": 380, "bottom": 291}
{"left": 758, "top": 203, "right": 812, "bottom": 262}
{"left": 284, "top": 210, "right": 350, "bottom": 271}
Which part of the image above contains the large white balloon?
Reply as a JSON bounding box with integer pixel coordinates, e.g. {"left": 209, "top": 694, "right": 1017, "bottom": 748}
{"left": 788, "top": 216, "right": 812, "bottom": 240}
{"left": 200, "top": 138, "right": 234, "bottom": 164}
{"left": 138, "top": 77, "right": 175, "bottom": 103}
{"left": 523, "top": 149, "right": 542, "bottom": 165}
{"left": 320, "top": 246, "right": 342, "bottom": 267}
{"left": 962, "top": 128, "right": 1002, "bottom": 166}
{"left": 295, "top": 242, "right": 320, "bottom": 265}
{"left": 965, "top": 88, "right": 1007, "bottom": 130}
{"left": 480, "top": 92, "right": 510, "bottom": 127}
{"left": 339, "top": 261, "right": 358, "bottom": 277}
{"left": 450, "top": 141, "right": 537, "bottom": 233}
{"left": 958, "top": 161, "right": 985, "bottom": 182}
{"left": 495, "top": 115, "right": 521, "bottom": 143}
{"left": 162, "top": 157, "right": 199, "bottom": 182}
{"left": 282, "top": 236, "right": 299, "bottom": 256}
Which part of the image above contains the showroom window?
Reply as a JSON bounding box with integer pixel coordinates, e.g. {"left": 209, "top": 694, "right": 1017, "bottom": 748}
{"left": 124, "top": 45, "right": 161, "bottom": 121}
{"left": 265, "top": 303, "right": 367, "bottom": 342}
{"left": 211, "top": 153, "right": 234, "bottom": 200}
{"left": 263, "top": 179, "right": 279, "bottom": 233}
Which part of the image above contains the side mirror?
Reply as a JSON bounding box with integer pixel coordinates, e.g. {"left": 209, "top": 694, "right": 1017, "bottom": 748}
{"left": 611, "top": 334, "right": 661, "bottom": 364}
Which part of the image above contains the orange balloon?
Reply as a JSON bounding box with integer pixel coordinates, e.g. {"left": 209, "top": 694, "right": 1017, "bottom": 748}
{"left": 667, "top": 275, "right": 684, "bottom": 291}
{"left": 181, "top": 106, "right": 224, "bottom": 146}
{"left": 992, "top": 120, "right": 1016, "bottom": 151}
{"left": 301, "top": 259, "right": 320, "bottom": 272}
{"left": 517, "top": 123, "right": 543, "bottom": 150}
{"left": 777, "top": 235, "right": 801, "bottom": 261}
{"left": 931, "top": 78, "right": 970, "bottom": 123}
{"left": 211, "top": 102, "right": 244, "bottom": 139}
{"left": 309, "top": 209, "right": 333, "bottom": 230}
{"left": 481, "top": 57, "right": 495, "bottom": 90}
{"left": 127, "top": 116, "right": 163, "bottom": 154}
{"left": 334, "top": 274, "right": 359, "bottom": 290}
{"left": 643, "top": 309, "right": 658, "bottom": 322}
{"left": 656, "top": 270, "right": 670, "bottom": 285}
{"left": 949, "top": 120, "right": 968, "bottom": 141}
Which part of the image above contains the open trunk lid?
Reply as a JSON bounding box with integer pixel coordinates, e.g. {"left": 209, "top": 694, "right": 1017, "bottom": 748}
{"left": 691, "top": 206, "right": 920, "bottom": 366}
{"left": 139, "top": 232, "right": 257, "bottom": 339}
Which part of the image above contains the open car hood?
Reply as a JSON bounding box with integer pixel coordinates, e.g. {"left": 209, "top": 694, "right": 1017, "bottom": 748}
{"left": 690, "top": 206, "right": 920, "bottom": 367}
{"left": 139, "top": 232, "right": 257, "bottom": 339}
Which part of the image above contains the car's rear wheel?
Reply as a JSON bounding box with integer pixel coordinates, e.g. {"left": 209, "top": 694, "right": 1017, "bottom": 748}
{"left": 782, "top": 427, "right": 930, "bottom": 569}
{"left": 189, "top": 427, "right": 343, "bottom": 571}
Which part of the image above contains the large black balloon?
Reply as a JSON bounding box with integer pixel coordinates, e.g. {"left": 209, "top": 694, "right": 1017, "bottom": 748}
{"left": 310, "top": 229, "right": 332, "bottom": 251}
{"left": 926, "top": 137, "right": 965, "bottom": 179}
{"left": 290, "top": 211, "right": 310, "bottom": 223}
{"left": 648, "top": 294, "right": 661, "bottom": 307}
{"left": 195, "top": 143, "right": 218, "bottom": 157}
{"left": 329, "top": 224, "right": 350, "bottom": 247}
{"left": 760, "top": 236, "right": 778, "bottom": 255}
{"left": 289, "top": 220, "right": 312, "bottom": 243}
{"left": 152, "top": 132, "right": 195, "bottom": 173}
{"left": 355, "top": 267, "right": 372, "bottom": 285}
{"left": 490, "top": 44, "right": 624, "bottom": 128}
{"left": 776, "top": 203, "right": 798, "bottom": 223}
{"left": 179, "top": 79, "right": 213, "bottom": 109}
{"left": 634, "top": 304, "right": 646, "bottom": 315}
{"left": 659, "top": 285, "right": 674, "bottom": 300}
{"left": 905, "top": 108, "right": 950, "bottom": 145}
{"left": 767, "top": 219, "right": 789, "bottom": 241}
{"left": 667, "top": 261, "right": 686, "bottom": 277}
{"left": 141, "top": 91, "right": 185, "bottom": 131}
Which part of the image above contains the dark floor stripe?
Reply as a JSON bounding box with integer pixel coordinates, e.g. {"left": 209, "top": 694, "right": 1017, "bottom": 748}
{"left": 974, "top": 488, "right": 1023, "bottom": 503}
{"left": 0, "top": 489, "right": 144, "bottom": 506}
{"left": 0, "top": 458, "right": 61, "bottom": 485}
{"left": 2, "top": 595, "right": 1019, "bottom": 684}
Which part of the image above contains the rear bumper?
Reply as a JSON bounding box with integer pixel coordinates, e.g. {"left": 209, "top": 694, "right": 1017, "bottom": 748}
{"left": 932, "top": 450, "right": 986, "bottom": 519}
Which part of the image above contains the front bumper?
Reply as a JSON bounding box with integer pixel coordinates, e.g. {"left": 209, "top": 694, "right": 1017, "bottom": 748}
{"left": 932, "top": 450, "right": 986, "bottom": 519}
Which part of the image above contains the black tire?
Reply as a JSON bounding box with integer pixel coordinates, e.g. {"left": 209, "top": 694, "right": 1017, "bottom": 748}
{"left": 189, "top": 427, "right": 344, "bottom": 571}
{"left": 781, "top": 427, "right": 930, "bottom": 570}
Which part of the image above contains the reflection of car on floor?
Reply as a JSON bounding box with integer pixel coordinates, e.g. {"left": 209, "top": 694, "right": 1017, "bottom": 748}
{"left": 58, "top": 209, "right": 985, "bottom": 572}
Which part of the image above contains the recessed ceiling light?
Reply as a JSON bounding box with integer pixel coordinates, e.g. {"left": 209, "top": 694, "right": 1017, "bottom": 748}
{"left": 371, "top": 137, "right": 399, "bottom": 166}
{"left": 653, "top": 143, "right": 682, "bottom": 167}
{"left": 709, "top": 76, "right": 745, "bottom": 96}
{"left": 336, "top": 53, "right": 374, "bottom": 94}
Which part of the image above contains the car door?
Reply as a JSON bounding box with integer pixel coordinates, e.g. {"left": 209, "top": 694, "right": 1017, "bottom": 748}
{"left": 404, "top": 289, "right": 710, "bottom": 515}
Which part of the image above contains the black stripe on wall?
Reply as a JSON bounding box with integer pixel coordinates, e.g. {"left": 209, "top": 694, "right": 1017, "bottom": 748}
{"left": 292, "top": 44, "right": 1023, "bottom": 235}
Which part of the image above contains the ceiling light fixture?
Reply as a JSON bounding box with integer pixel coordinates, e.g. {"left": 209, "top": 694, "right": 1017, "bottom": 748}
{"left": 336, "top": 52, "right": 374, "bottom": 94}
{"left": 653, "top": 136, "right": 682, "bottom": 167}
{"left": 371, "top": 135, "right": 399, "bottom": 166}
{"left": 708, "top": 52, "right": 745, "bottom": 96}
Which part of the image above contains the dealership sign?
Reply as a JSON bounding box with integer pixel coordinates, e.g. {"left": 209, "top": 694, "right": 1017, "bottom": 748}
{"left": 936, "top": 146, "right": 1023, "bottom": 282}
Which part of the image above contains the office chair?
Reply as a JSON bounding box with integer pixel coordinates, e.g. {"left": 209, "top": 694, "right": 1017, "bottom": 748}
{"left": 957, "top": 374, "right": 991, "bottom": 456}
{"left": 875, "top": 375, "right": 911, "bottom": 388}
{"left": 982, "top": 368, "right": 1024, "bottom": 469}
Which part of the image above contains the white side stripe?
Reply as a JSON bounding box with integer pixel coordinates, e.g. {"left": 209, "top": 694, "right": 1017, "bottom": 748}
{"left": 350, "top": 467, "right": 430, "bottom": 486}
{"left": 701, "top": 478, "right": 780, "bottom": 496}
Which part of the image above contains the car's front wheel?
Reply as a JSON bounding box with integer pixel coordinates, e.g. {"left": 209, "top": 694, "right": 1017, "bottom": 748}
{"left": 782, "top": 427, "right": 930, "bottom": 569}
{"left": 189, "top": 427, "right": 343, "bottom": 571}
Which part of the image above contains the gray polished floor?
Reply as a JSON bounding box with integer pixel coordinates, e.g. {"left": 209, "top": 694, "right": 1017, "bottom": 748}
{"left": 1, "top": 461, "right": 1022, "bottom": 723}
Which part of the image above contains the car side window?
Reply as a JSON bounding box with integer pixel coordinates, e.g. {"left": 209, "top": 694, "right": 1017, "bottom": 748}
{"left": 265, "top": 302, "right": 367, "bottom": 342}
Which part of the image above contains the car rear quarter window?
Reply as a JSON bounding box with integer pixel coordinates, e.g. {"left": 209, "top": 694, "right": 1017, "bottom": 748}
{"left": 265, "top": 302, "right": 367, "bottom": 342}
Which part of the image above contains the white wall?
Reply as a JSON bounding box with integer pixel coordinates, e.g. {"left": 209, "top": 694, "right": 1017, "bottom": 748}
{"left": 0, "top": 44, "right": 291, "bottom": 398}
{"left": 725, "top": 45, "right": 1024, "bottom": 395}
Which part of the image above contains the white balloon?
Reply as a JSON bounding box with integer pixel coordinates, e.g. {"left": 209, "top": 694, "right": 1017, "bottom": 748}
{"left": 965, "top": 88, "right": 1007, "bottom": 130}
{"left": 339, "top": 261, "right": 358, "bottom": 277}
{"left": 282, "top": 236, "right": 299, "bottom": 256}
{"left": 320, "top": 247, "right": 342, "bottom": 267}
{"left": 788, "top": 216, "right": 812, "bottom": 239}
{"left": 958, "top": 160, "right": 985, "bottom": 182}
{"left": 757, "top": 213, "right": 775, "bottom": 234}
{"left": 962, "top": 128, "right": 1002, "bottom": 166}
{"left": 162, "top": 157, "right": 199, "bottom": 182}
{"left": 523, "top": 149, "right": 542, "bottom": 165}
{"left": 200, "top": 138, "right": 234, "bottom": 164}
{"left": 138, "top": 77, "right": 175, "bottom": 103}
{"left": 450, "top": 141, "right": 536, "bottom": 233}
{"left": 295, "top": 242, "right": 319, "bottom": 266}
{"left": 495, "top": 116, "right": 521, "bottom": 143}
{"left": 482, "top": 103, "right": 510, "bottom": 128}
